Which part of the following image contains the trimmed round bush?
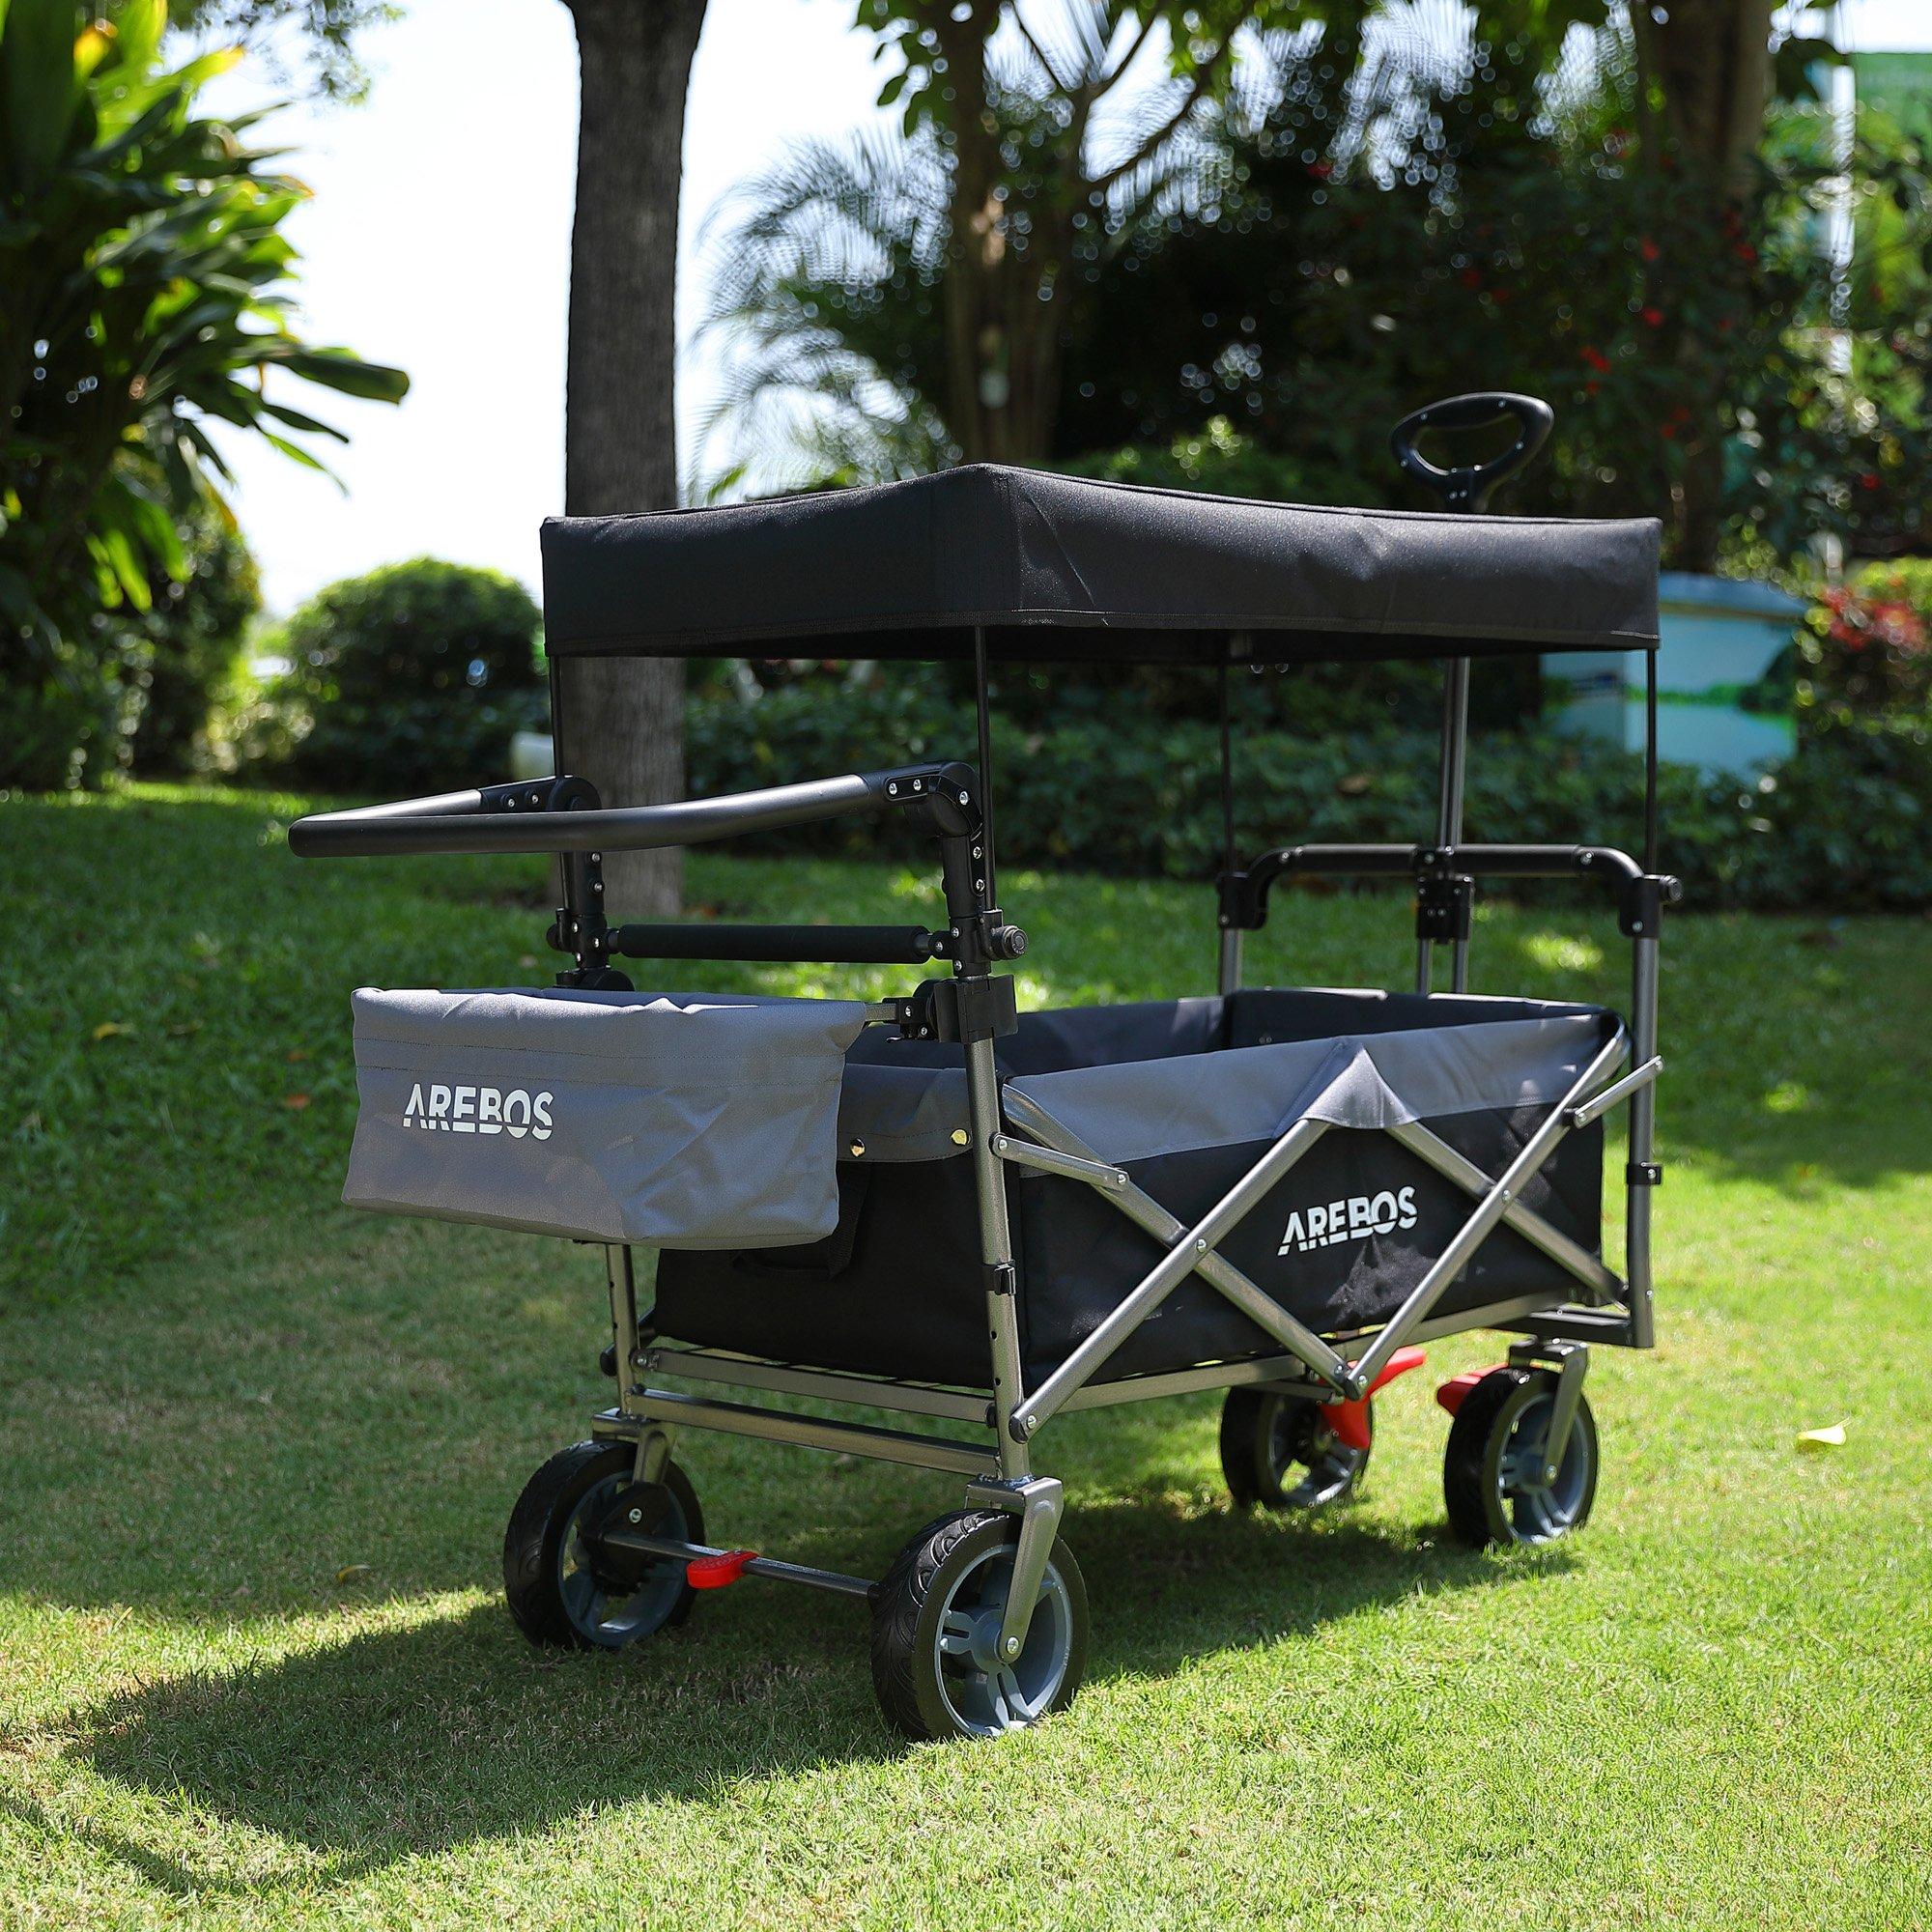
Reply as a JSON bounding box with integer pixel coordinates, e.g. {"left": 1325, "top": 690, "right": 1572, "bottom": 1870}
{"left": 264, "top": 559, "right": 546, "bottom": 793}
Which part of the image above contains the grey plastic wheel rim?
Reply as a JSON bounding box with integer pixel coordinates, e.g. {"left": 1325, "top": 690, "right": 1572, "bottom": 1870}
{"left": 1495, "top": 1390, "right": 1593, "bottom": 1543}
{"left": 558, "top": 1474, "right": 689, "bottom": 1647}
{"left": 931, "top": 1546, "right": 1074, "bottom": 1738}
{"left": 1267, "top": 1396, "right": 1365, "bottom": 1510}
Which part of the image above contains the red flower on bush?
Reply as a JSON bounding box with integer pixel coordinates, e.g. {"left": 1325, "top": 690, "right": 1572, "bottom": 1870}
{"left": 1580, "top": 344, "right": 1610, "bottom": 372}
{"left": 1812, "top": 583, "right": 1929, "bottom": 711}
{"left": 1640, "top": 305, "right": 1663, "bottom": 327}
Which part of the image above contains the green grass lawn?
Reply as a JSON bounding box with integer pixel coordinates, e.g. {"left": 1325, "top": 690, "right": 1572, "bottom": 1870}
{"left": 2, "top": 783, "right": 1929, "bottom": 1930}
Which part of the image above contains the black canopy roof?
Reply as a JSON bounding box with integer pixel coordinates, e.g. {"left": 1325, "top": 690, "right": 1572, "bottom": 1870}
{"left": 540, "top": 464, "right": 1659, "bottom": 667}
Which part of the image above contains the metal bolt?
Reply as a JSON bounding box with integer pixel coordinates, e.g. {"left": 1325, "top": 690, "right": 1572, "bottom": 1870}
{"left": 958, "top": 790, "right": 970, "bottom": 805}
{"left": 849, "top": 1140, "right": 866, "bottom": 1157}
{"left": 1003, "top": 1635, "right": 1021, "bottom": 1659}
{"left": 627, "top": 1508, "right": 641, "bottom": 1523}
{"left": 888, "top": 781, "right": 898, "bottom": 795}
{"left": 1194, "top": 1237, "right": 1208, "bottom": 1253}
{"left": 952, "top": 1128, "right": 970, "bottom": 1147}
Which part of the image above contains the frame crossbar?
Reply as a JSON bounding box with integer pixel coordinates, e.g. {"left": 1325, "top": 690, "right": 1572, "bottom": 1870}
{"left": 1349, "top": 1029, "right": 1630, "bottom": 1386}
{"left": 1385, "top": 1119, "right": 1622, "bottom": 1301}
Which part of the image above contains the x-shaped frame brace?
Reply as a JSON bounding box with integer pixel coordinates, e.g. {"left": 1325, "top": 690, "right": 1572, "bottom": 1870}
{"left": 994, "top": 1028, "right": 1634, "bottom": 1439}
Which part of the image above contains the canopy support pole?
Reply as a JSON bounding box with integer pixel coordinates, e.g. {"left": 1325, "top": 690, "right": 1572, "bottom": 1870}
{"left": 1419, "top": 656, "right": 1472, "bottom": 995}
{"left": 973, "top": 624, "right": 998, "bottom": 911}
{"left": 1218, "top": 658, "right": 1242, "bottom": 995}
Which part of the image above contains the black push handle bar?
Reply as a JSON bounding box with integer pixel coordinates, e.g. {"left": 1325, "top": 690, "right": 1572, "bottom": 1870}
{"left": 1389, "top": 392, "right": 1554, "bottom": 512}
{"left": 1223, "top": 839, "right": 1678, "bottom": 932}
{"left": 287, "top": 764, "right": 976, "bottom": 860}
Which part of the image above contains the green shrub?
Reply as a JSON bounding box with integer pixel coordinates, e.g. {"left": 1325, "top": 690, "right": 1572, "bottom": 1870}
{"left": 687, "top": 675, "right": 1932, "bottom": 913}
{"left": 258, "top": 560, "right": 546, "bottom": 792}
{"left": 126, "top": 514, "right": 262, "bottom": 777}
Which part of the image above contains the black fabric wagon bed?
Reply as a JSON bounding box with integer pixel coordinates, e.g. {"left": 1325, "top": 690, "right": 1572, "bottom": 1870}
{"left": 653, "top": 988, "right": 1616, "bottom": 1387}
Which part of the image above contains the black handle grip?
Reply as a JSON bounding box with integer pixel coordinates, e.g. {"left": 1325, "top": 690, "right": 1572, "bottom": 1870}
{"left": 1389, "top": 392, "right": 1554, "bottom": 512}
{"left": 608, "top": 922, "right": 942, "bottom": 965}
{"left": 287, "top": 765, "right": 976, "bottom": 859}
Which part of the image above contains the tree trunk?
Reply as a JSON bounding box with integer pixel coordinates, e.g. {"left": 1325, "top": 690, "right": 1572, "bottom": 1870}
{"left": 558, "top": 0, "right": 706, "bottom": 917}
{"left": 1632, "top": 0, "right": 1777, "bottom": 569}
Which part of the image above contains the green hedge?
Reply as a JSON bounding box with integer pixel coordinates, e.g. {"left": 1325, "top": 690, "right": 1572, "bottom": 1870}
{"left": 247, "top": 560, "right": 547, "bottom": 793}
{"left": 688, "top": 679, "right": 1932, "bottom": 912}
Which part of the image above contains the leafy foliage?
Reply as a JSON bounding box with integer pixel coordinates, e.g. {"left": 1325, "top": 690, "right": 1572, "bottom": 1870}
{"left": 0, "top": 0, "right": 408, "bottom": 787}
{"left": 701, "top": 4, "right": 1931, "bottom": 578}
{"left": 123, "top": 503, "right": 262, "bottom": 775}
{"left": 251, "top": 559, "right": 547, "bottom": 793}
{"left": 163, "top": 0, "right": 398, "bottom": 101}
{"left": 687, "top": 663, "right": 1932, "bottom": 911}
{"left": 1801, "top": 559, "right": 1932, "bottom": 725}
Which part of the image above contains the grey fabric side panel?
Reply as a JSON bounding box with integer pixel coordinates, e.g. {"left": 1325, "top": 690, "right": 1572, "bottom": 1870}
{"left": 344, "top": 988, "right": 867, "bottom": 1246}
{"left": 835, "top": 991, "right": 1617, "bottom": 1164}
{"left": 1004, "top": 1015, "right": 1614, "bottom": 1167}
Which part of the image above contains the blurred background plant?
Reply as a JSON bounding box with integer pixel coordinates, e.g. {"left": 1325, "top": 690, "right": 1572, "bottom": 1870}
{"left": 0, "top": 0, "right": 407, "bottom": 789}
{"left": 698, "top": 1, "right": 1929, "bottom": 577}
{"left": 240, "top": 558, "right": 547, "bottom": 792}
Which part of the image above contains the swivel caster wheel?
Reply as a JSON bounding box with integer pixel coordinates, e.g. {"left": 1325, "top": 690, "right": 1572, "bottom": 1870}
{"left": 870, "top": 1510, "right": 1089, "bottom": 1741}
{"left": 1220, "top": 1386, "right": 1368, "bottom": 1511}
{"left": 1442, "top": 1367, "right": 1598, "bottom": 1548}
{"left": 503, "top": 1440, "right": 704, "bottom": 1649}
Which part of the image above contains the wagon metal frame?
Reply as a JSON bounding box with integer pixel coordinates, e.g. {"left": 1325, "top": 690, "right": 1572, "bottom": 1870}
{"left": 292, "top": 393, "right": 1678, "bottom": 1735}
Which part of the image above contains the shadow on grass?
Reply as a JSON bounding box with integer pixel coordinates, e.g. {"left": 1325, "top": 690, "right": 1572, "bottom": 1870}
{"left": 66, "top": 1492, "right": 1556, "bottom": 1894}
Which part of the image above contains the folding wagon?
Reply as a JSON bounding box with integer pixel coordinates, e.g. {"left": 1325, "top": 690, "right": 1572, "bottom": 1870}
{"left": 292, "top": 393, "right": 1676, "bottom": 1741}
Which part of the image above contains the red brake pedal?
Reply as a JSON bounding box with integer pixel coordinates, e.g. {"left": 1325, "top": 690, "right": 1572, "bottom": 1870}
{"left": 1327, "top": 1346, "right": 1428, "bottom": 1452}
{"left": 686, "top": 1548, "right": 757, "bottom": 1590}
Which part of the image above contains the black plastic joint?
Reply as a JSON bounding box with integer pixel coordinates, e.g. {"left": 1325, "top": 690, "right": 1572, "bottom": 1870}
{"left": 1618, "top": 873, "right": 1682, "bottom": 939}
{"left": 893, "top": 762, "right": 981, "bottom": 839}
{"left": 1217, "top": 869, "right": 1264, "bottom": 931}
{"left": 1415, "top": 872, "right": 1474, "bottom": 944}
{"left": 983, "top": 1262, "right": 1017, "bottom": 1298}
{"left": 1627, "top": 1160, "right": 1662, "bottom": 1187}
{"left": 952, "top": 973, "right": 1019, "bottom": 1044}
{"left": 895, "top": 975, "right": 1019, "bottom": 1044}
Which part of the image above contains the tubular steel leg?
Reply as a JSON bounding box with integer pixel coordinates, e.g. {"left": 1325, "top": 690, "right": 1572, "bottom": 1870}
{"left": 967, "top": 1035, "right": 1029, "bottom": 1480}
{"left": 1438, "top": 655, "right": 1471, "bottom": 993}
{"left": 606, "top": 1244, "right": 642, "bottom": 1415}
{"left": 609, "top": 1245, "right": 673, "bottom": 1482}
{"left": 1626, "top": 936, "right": 1661, "bottom": 1348}
{"left": 1219, "top": 926, "right": 1244, "bottom": 997}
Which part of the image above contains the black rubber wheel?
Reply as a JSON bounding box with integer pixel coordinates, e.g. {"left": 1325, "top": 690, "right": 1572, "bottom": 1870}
{"left": 503, "top": 1441, "right": 704, "bottom": 1650}
{"left": 1220, "top": 1386, "right": 1368, "bottom": 1511}
{"left": 1442, "top": 1368, "right": 1599, "bottom": 1548}
{"left": 870, "top": 1510, "right": 1089, "bottom": 1742}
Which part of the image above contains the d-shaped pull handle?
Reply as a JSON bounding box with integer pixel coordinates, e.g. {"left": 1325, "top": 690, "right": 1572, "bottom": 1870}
{"left": 1389, "top": 392, "right": 1554, "bottom": 513}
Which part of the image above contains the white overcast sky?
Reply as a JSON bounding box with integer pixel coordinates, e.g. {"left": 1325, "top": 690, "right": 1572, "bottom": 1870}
{"left": 201, "top": 0, "right": 1932, "bottom": 613}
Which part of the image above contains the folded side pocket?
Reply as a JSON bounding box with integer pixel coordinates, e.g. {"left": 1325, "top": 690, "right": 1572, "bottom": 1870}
{"left": 343, "top": 986, "right": 869, "bottom": 1248}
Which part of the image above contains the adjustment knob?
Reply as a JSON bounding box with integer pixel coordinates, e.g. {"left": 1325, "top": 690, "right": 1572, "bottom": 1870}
{"left": 989, "top": 923, "right": 1028, "bottom": 959}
